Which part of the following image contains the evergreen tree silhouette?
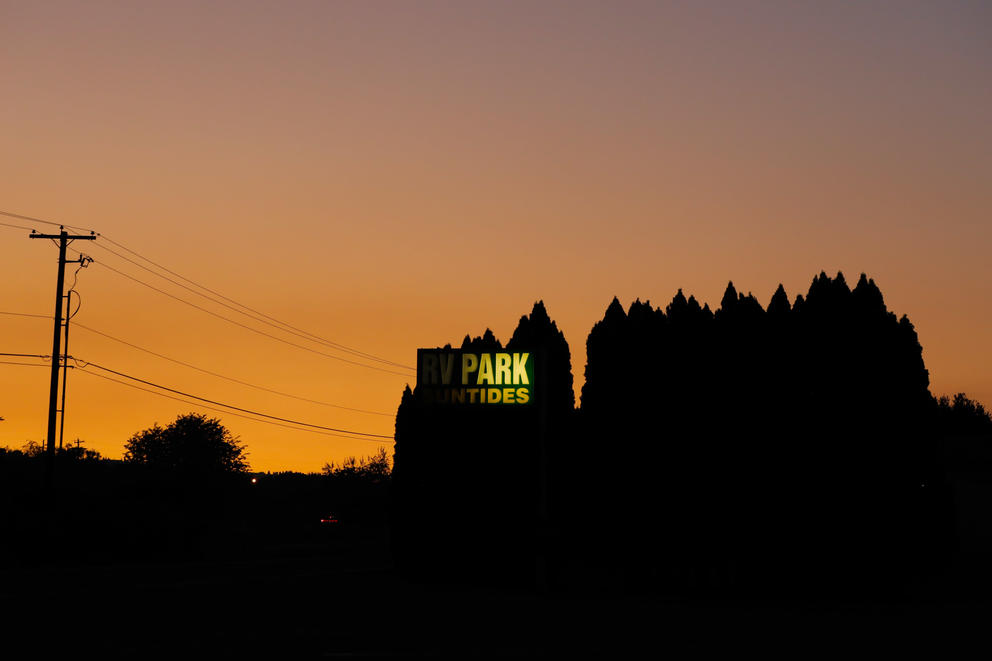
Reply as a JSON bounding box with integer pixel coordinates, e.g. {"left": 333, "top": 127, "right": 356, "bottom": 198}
{"left": 395, "top": 272, "right": 954, "bottom": 594}
{"left": 577, "top": 271, "right": 949, "bottom": 592}
{"left": 391, "top": 301, "right": 575, "bottom": 585}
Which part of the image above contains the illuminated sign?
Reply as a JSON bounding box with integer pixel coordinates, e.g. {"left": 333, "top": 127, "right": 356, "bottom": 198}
{"left": 417, "top": 349, "right": 534, "bottom": 405}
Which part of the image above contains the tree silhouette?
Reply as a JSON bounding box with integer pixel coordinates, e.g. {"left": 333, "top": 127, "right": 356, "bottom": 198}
{"left": 392, "top": 273, "right": 959, "bottom": 594}
{"left": 322, "top": 447, "right": 390, "bottom": 480}
{"left": 123, "top": 413, "right": 249, "bottom": 474}
{"left": 936, "top": 393, "right": 992, "bottom": 435}
{"left": 391, "top": 301, "right": 575, "bottom": 584}
{"left": 578, "top": 271, "right": 948, "bottom": 591}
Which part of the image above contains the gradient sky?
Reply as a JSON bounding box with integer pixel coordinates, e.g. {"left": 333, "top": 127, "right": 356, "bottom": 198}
{"left": 2, "top": 1, "right": 990, "bottom": 472}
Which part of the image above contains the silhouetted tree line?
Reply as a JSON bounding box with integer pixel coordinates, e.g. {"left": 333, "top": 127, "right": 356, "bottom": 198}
{"left": 935, "top": 393, "right": 992, "bottom": 437}
{"left": 578, "top": 272, "right": 952, "bottom": 592}
{"left": 0, "top": 427, "right": 389, "bottom": 565}
{"left": 393, "top": 273, "right": 992, "bottom": 593}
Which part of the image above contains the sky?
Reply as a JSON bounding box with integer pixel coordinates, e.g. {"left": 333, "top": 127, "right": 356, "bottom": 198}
{"left": 1, "top": 1, "right": 990, "bottom": 472}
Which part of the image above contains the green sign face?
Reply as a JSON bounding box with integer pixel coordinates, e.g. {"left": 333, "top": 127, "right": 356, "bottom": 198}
{"left": 417, "top": 349, "right": 534, "bottom": 405}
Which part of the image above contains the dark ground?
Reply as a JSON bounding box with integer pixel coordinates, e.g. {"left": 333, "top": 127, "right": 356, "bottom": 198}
{"left": 3, "top": 525, "right": 991, "bottom": 659}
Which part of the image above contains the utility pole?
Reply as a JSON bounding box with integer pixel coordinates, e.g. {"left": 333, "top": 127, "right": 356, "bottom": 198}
{"left": 59, "top": 290, "right": 75, "bottom": 451}
{"left": 30, "top": 227, "right": 95, "bottom": 482}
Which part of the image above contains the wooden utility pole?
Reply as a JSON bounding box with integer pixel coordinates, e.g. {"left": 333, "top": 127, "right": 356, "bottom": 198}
{"left": 59, "top": 289, "right": 76, "bottom": 451}
{"left": 30, "top": 227, "right": 95, "bottom": 479}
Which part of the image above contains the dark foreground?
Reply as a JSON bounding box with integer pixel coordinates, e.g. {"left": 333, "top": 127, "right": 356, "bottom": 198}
{"left": 4, "top": 527, "right": 992, "bottom": 659}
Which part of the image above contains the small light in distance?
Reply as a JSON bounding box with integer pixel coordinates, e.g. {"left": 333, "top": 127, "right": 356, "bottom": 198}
{"left": 251, "top": 477, "right": 258, "bottom": 485}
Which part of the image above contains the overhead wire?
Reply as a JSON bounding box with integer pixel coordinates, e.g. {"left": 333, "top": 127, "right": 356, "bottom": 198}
{"left": 0, "top": 209, "right": 94, "bottom": 233}
{"left": 84, "top": 254, "right": 412, "bottom": 377}
{"left": 1, "top": 310, "right": 394, "bottom": 415}
{"left": 71, "top": 321, "right": 393, "bottom": 416}
{"left": 89, "top": 238, "right": 413, "bottom": 370}
{"left": 1, "top": 345, "right": 394, "bottom": 440}
{"left": 5, "top": 209, "right": 413, "bottom": 377}
{"left": 0, "top": 220, "right": 34, "bottom": 231}
{"left": 2, "top": 209, "right": 410, "bottom": 440}
{"left": 76, "top": 368, "right": 390, "bottom": 443}
{"left": 73, "top": 359, "right": 393, "bottom": 439}
{"left": 0, "top": 311, "right": 51, "bottom": 320}
{"left": 3, "top": 208, "right": 413, "bottom": 371}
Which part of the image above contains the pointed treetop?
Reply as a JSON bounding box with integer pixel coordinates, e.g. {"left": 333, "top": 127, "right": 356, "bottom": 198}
{"left": 461, "top": 329, "right": 502, "bottom": 350}
{"left": 720, "top": 281, "right": 738, "bottom": 311}
{"left": 807, "top": 271, "right": 833, "bottom": 302}
{"left": 852, "top": 272, "right": 886, "bottom": 313}
{"left": 604, "top": 296, "right": 626, "bottom": 323}
{"left": 768, "top": 283, "right": 791, "bottom": 315}
{"left": 834, "top": 271, "right": 851, "bottom": 295}
{"left": 530, "top": 300, "right": 550, "bottom": 325}
{"left": 666, "top": 288, "right": 688, "bottom": 317}
{"left": 515, "top": 300, "right": 554, "bottom": 337}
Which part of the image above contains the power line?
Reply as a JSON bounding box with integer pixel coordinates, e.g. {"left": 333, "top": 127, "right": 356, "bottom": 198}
{"left": 74, "top": 359, "right": 393, "bottom": 439}
{"left": 86, "top": 256, "right": 413, "bottom": 377}
{"left": 90, "top": 237, "right": 414, "bottom": 370}
{"left": 76, "top": 368, "right": 391, "bottom": 443}
{"left": 3, "top": 208, "right": 414, "bottom": 372}
{"left": 1, "top": 310, "right": 393, "bottom": 415}
{"left": 0, "top": 209, "right": 93, "bottom": 233}
{"left": 0, "top": 360, "right": 50, "bottom": 367}
{"left": 0, "top": 311, "right": 51, "bottom": 319}
{"left": 0, "top": 346, "right": 393, "bottom": 441}
{"left": 71, "top": 321, "right": 393, "bottom": 416}
{"left": 1, "top": 220, "right": 34, "bottom": 231}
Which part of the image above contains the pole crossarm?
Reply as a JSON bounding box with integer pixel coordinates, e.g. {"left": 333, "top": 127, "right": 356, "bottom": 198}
{"left": 29, "top": 232, "right": 97, "bottom": 241}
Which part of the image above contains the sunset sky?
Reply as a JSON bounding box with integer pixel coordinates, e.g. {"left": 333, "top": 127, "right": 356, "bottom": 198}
{"left": 2, "top": 1, "right": 989, "bottom": 472}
